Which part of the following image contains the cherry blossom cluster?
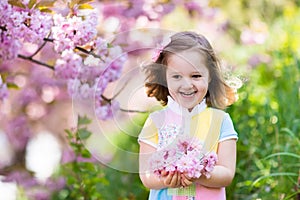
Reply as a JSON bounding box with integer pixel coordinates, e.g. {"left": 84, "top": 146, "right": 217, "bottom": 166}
{"left": 50, "top": 5, "right": 127, "bottom": 120}
{"left": 0, "top": 0, "right": 128, "bottom": 120}
{"left": 0, "top": 0, "right": 53, "bottom": 60}
{"left": 57, "top": 41, "right": 127, "bottom": 120}
{"left": 149, "top": 136, "right": 218, "bottom": 179}
{"left": 52, "top": 9, "right": 98, "bottom": 53}
{"left": 0, "top": 0, "right": 217, "bottom": 121}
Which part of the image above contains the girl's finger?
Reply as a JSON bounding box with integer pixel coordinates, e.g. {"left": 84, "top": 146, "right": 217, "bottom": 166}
{"left": 181, "top": 173, "right": 192, "bottom": 181}
{"left": 164, "top": 171, "right": 176, "bottom": 186}
{"left": 169, "top": 172, "right": 178, "bottom": 187}
{"left": 160, "top": 170, "right": 168, "bottom": 177}
{"left": 172, "top": 171, "right": 182, "bottom": 187}
{"left": 181, "top": 176, "right": 193, "bottom": 187}
{"left": 176, "top": 172, "right": 181, "bottom": 186}
{"left": 164, "top": 174, "right": 172, "bottom": 186}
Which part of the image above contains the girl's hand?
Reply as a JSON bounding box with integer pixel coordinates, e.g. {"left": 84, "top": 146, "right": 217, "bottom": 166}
{"left": 160, "top": 170, "right": 182, "bottom": 188}
{"left": 180, "top": 173, "right": 194, "bottom": 187}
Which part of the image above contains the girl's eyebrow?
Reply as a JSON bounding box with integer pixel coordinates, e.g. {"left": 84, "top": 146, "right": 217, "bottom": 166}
{"left": 169, "top": 72, "right": 181, "bottom": 75}
{"left": 167, "top": 69, "right": 181, "bottom": 73}
{"left": 168, "top": 70, "right": 203, "bottom": 74}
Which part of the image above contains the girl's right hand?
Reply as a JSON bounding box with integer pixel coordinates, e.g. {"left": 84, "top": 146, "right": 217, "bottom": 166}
{"left": 180, "top": 173, "right": 194, "bottom": 187}
{"left": 160, "top": 170, "right": 182, "bottom": 188}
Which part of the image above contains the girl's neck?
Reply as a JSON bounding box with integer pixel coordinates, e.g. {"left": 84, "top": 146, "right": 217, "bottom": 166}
{"left": 167, "top": 96, "right": 207, "bottom": 116}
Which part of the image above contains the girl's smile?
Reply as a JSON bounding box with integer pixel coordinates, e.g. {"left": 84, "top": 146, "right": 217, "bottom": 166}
{"left": 166, "top": 50, "right": 210, "bottom": 111}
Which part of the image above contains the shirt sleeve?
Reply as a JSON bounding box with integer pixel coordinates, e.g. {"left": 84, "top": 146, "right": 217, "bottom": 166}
{"left": 138, "top": 114, "right": 159, "bottom": 148}
{"left": 219, "top": 113, "right": 238, "bottom": 142}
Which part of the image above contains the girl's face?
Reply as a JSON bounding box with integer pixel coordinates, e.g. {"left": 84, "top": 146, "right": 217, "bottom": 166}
{"left": 166, "top": 50, "right": 210, "bottom": 111}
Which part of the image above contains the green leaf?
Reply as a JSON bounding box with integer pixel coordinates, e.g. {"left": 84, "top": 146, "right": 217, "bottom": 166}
{"left": 280, "top": 128, "right": 300, "bottom": 144}
{"left": 263, "top": 152, "right": 300, "bottom": 160}
{"left": 64, "top": 129, "right": 74, "bottom": 139}
{"left": 28, "top": 0, "right": 36, "bottom": 9}
{"left": 37, "top": 0, "right": 55, "bottom": 7}
{"left": 78, "top": 0, "right": 94, "bottom": 4}
{"left": 8, "top": 0, "right": 26, "bottom": 8}
{"left": 39, "top": 8, "right": 53, "bottom": 13}
{"left": 81, "top": 149, "right": 92, "bottom": 158}
{"left": 252, "top": 172, "right": 298, "bottom": 187}
{"left": 78, "top": 128, "right": 92, "bottom": 140}
{"left": 6, "top": 83, "right": 19, "bottom": 89}
{"left": 107, "top": 43, "right": 113, "bottom": 48}
{"left": 283, "top": 190, "right": 300, "bottom": 200}
{"left": 78, "top": 115, "right": 92, "bottom": 126}
{"left": 78, "top": 3, "right": 94, "bottom": 9}
{"left": 56, "top": 189, "right": 69, "bottom": 199}
{"left": 69, "top": 0, "right": 91, "bottom": 8}
{"left": 36, "top": 0, "right": 55, "bottom": 12}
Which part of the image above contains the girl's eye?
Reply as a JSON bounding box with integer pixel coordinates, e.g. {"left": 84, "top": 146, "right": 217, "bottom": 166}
{"left": 172, "top": 75, "right": 181, "bottom": 79}
{"left": 192, "top": 74, "right": 202, "bottom": 78}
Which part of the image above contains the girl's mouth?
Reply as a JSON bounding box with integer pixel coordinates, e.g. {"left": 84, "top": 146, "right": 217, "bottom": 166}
{"left": 179, "top": 91, "right": 196, "bottom": 97}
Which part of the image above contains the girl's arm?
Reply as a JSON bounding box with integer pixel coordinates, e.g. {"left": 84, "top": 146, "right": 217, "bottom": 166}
{"left": 181, "top": 139, "right": 237, "bottom": 188}
{"left": 139, "top": 142, "right": 182, "bottom": 190}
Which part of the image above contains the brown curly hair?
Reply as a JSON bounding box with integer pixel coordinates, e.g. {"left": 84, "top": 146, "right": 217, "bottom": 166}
{"left": 143, "top": 31, "right": 236, "bottom": 110}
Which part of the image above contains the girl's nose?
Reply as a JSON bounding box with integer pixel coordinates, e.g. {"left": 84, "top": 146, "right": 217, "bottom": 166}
{"left": 181, "top": 78, "right": 193, "bottom": 88}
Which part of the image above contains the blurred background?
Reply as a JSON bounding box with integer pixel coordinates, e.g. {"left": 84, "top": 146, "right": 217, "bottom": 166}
{"left": 0, "top": 0, "right": 299, "bottom": 199}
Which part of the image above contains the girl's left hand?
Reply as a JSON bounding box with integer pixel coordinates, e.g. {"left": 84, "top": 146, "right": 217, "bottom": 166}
{"left": 161, "top": 170, "right": 182, "bottom": 188}
{"left": 180, "top": 173, "right": 194, "bottom": 187}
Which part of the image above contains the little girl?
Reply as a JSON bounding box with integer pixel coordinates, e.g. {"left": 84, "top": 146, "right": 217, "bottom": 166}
{"left": 138, "top": 31, "right": 238, "bottom": 200}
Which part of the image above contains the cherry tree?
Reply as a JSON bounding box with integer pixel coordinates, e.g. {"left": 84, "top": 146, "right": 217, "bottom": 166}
{"left": 0, "top": 0, "right": 223, "bottom": 198}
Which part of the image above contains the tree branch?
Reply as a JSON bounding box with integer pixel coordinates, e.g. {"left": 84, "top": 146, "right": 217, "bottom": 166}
{"left": 75, "top": 46, "right": 105, "bottom": 62}
{"left": 119, "top": 108, "right": 148, "bottom": 113}
{"left": 18, "top": 54, "right": 54, "bottom": 70}
{"left": 101, "top": 94, "right": 111, "bottom": 103}
{"left": 43, "top": 38, "right": 54, "bottom": 42}
{"left": 29, "top": 34, "right": 51, "bottom": 58}
{"left": 44, "top": 38, "right": 105, "bottom": 62}
{"left": 17, "top": 37, "right": 147, "bottom": 115}
{"left": 111, "top": 79, "right": 130, "bottom": 100}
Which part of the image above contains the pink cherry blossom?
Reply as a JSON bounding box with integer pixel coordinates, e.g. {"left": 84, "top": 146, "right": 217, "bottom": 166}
{"left": 0, "top": 0, "right": 52, "bottom": 60}
{"left": 52, "top": 9, "right": 98, "bottom": 53}
{"left": 149, "top": 136, "right": 218, "bottom": 179}
{"left": 95, "top": 100, "right": 120, "bottom": 120}
{"left": 55, "top": 50, "right": 82, "bottom": 79}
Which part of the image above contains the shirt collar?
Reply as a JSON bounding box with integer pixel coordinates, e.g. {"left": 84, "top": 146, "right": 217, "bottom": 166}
{"left": 167, "top": 96, "right": 207, "bottom": 117}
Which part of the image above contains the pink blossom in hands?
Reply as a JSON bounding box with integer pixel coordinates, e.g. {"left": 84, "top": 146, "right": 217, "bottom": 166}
{"left": 204, "top": 152, "right": 218, "bottom": 173}
{"left": 149, "top": 136, "right": 218, "bottom": 179}
{"left": 149, "top": 152, "right": 165, "bottom": 176}
{"left": 176, "top": 154, "right": 194, "bottom": 173}
{"left": 176, "top": 135, "right": 203, "bottom": 154}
